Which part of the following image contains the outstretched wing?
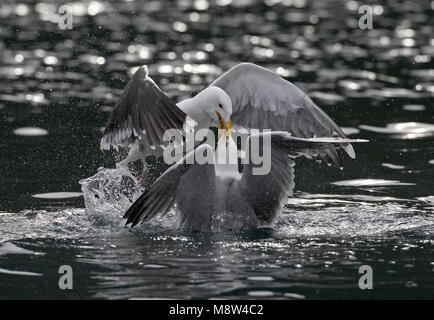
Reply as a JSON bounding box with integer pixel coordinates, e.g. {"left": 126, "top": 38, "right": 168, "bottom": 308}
{"left": 123, "top": 144, "right": 214, "bottom": 227}
{"left": 211, "top": 62, "right": 354, "bottom": 167}
{"left": 239, "top": 132, "right": 365, "bottom": 225}
{"left": 101, "top": 65, "right": 186, "bottom": 150}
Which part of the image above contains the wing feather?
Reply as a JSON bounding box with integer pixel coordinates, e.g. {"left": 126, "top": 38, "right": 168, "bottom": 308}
{"left": 101, "top": 65, "right": 186, "bottom": 150}
{"left": 211, "top": 62, "right": 351, "bottom": 167}
{"left": 122, "top": 144, "right": 214, "bottom": 227}
{"left": 239, "top": 132, "right": 365, "bottom": 225}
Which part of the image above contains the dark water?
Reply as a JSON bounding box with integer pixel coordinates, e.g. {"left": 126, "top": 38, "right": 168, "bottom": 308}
{"left": 0, "top": 0, "right": 433, "bottom": 299}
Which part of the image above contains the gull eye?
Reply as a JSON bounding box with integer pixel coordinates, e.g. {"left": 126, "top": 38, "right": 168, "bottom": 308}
{"left": 218, "top": 103, "right": 223, "bottom": 109}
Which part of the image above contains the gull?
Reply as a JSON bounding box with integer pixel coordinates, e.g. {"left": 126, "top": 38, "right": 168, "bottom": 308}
{"left": 100, "top": 63, "right": 354, "bottom": 183}
{"left": 100, "top": 65, "right": 232, "bottom": 183}
{"left": 122, "top": 130, "right": 366, "bottom": 231}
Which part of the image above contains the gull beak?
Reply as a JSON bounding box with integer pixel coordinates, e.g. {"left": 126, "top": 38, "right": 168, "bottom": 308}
{"left": 216, "top": 112, "right": 231, "bottom": 140}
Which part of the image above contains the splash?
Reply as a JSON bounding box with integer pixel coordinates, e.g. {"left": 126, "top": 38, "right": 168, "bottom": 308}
{"left": 79, "top": 166, "right": 144, "bottom": 221}
{"left": 78, "top": 163, "right": 179, "bottom": 232}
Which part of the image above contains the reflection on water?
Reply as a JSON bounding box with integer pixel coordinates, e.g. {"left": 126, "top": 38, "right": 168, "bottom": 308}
{"left": 0, "top": 0, "right": 433, "bottom": 299}
{"left": 13, "top": 127, "right": 49, "bottom": 136}
{"left": 32, "top": 192, "right": 83, "bottom": 199}
{"left": 331, "top": 178, "right": 415, "bottom": 187}
{"left": 360, "top": 122, "right": 434, "bottom": 139}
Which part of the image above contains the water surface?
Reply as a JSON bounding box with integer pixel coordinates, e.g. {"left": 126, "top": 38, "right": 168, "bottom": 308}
{"left": 0, "top": 0, "right": 433, "bottom": 299}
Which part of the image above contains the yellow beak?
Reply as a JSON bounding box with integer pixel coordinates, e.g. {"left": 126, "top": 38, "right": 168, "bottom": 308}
{"left": 217, "top": 112, "right": 231, "bottom": 140}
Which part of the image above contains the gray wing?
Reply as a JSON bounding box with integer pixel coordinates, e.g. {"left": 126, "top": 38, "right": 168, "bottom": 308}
{"left": 239, "top": 132, "right": 364, "bottom": 225}
{"left": 101, "top": 65, "right": 186, "bottom": 150}
{"left": 239, "top": 135, "right": 295, "bottom": 226}
{"left": 123, "top": 144, "right": 214, "bottom": 227}
{"left": 211, "top": 62, "right": 354, "bottom": 167}
{"left": 174, "top": 162, "right": 216, "bottom": 231}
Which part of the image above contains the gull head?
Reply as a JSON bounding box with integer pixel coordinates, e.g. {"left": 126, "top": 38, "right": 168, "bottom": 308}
{"left": 198, "top": 86, "right": 232, "bottom": 130}
{"left": 201, "top": 86, "right": 232, "bottom": 140}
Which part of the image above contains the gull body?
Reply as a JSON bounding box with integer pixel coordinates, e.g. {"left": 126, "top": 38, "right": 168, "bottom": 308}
{"left": 123, "top": 131, "right": 366, "bottom": 231}
{"left": 174, "top": 136, "right": 261, "bottom": 231}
